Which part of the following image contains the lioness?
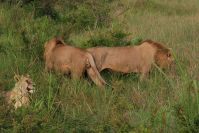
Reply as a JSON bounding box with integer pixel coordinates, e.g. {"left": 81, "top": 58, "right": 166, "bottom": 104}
{"left": 1, "top": 75, "right": 35, "bottom": 109}
{"left": 87, "top": 40, "right": 173, "bottom": 80}
{"left": 44, "top": 37, "right": 106, "bottom": 87}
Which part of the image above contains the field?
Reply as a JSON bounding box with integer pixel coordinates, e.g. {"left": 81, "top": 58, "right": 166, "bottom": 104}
{"left": 0, "top": 0, "right": 199, "bottom": 132}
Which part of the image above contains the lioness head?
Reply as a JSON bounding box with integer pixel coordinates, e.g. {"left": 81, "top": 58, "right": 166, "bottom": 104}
{"left": 14, "top": 75, "right": 35, "bottom": 94}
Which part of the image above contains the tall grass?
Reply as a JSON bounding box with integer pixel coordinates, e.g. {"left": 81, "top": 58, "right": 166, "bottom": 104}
{"left": 0, "top": 0, "right": 199, "bottom": 132}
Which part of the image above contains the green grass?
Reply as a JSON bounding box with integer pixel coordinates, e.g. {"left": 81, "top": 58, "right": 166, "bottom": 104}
{"left": 0, "top": 0, "right": 199, "bottom": 132}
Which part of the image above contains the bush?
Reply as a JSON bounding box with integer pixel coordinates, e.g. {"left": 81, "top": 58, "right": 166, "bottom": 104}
{"left": 85, "top": 30, "right": 142, "bottom": 47}
{"left": 1, "top": 0, "right": 112, "bottom": 32}
{"left": 66, "top": 5, "right": 96, "bottom": 30}
{"left": 60, "top": 0, "right": 111, "bottom": 31}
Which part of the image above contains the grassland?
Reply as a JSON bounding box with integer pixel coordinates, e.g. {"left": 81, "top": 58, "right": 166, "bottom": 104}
{"left": 0, "top": 0, "right": 199, "bottom": 132}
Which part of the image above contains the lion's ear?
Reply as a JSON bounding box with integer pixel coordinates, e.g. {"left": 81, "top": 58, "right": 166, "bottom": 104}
{"left": 14, "top": 75, "right": 20, "bottom": 81}
{"left": 54, "top": 36, "right": 64, "bottom": 45}
{"left": 25, "top": 74, "right": 30, "bottom": 78}
{"left": 57, "top": 39, "right": 64, "bottom": 45}
{"left": 167, "top": 52, "right": 171, "bottom": 57}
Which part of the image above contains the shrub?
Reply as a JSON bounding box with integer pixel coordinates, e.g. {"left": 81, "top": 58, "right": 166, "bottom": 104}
{"left": 61, "top": 0, "right": 111, "bottom": 31}
{"left": 85, "top": 30, "right": 141, "bottom": 47}
{"left": 1, "top": 0, "right": 112, "bottom": 32}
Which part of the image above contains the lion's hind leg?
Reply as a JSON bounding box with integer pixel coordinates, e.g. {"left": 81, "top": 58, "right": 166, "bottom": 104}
{"left": 86, "top": 67, "right": 104, "bottom": 87}
{"left": 60, "top": 64, "right": 70, "bottom": 74}
{"left": 71, "top": 66, "right": 85, "bottom": 80}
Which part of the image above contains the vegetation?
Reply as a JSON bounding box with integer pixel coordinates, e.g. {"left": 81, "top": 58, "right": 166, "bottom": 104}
{"left": 0, "top": 0, "right": 199, "bottom": 132}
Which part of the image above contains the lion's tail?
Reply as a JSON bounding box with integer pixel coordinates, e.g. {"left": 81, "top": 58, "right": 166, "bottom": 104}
{"left": 86, "top": 53, "right": 108, "bottom": 87}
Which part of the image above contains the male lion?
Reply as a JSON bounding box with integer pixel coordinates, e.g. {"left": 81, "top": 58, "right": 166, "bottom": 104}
{"left": 1, "top": 75, "right": 35, "bottom": 109}
{"left": 87, "top": 39, "right": 173, "bottom": 80}
{"left": 44, "top": 37, "right": 106, "bottom": 87}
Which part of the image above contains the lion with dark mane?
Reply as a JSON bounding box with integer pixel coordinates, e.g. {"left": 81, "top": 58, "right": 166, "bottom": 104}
{"left": 87, "top": 39, "right": 173, "bottom": 80}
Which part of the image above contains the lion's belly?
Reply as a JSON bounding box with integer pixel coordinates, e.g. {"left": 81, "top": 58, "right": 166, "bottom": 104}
{"left": 103, "top": 55, "right": 141, "bottom": 73}
{"left": 108, "top": 64, "right": 139, "bottom": 73}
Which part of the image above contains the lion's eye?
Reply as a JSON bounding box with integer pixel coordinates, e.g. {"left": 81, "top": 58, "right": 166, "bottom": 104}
{"left": 167, "top": 53, "right": 171, "bottom": 57}
{"left": 26, "top": 79, "right": 32, "bottom": 85}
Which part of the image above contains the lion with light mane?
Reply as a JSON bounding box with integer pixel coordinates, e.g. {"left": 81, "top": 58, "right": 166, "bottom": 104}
{"left": 87, "top": 39, "right": 173, "bottom": 80}
{"left": 44, "top": 37, "right": 107, "bottom": 87}
{"left": 2, "top": 75, "right": 35, "bottom": 109}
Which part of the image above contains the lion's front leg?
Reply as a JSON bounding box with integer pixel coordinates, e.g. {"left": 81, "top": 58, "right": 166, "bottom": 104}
{"left": 139, "top": 72, "right": 149, "bottom": 81}
{"left": 139, "top": 65, "right": 151, "bottom": 81}
{"left": 45, "top": 61, "right": 53, "bottom": 72}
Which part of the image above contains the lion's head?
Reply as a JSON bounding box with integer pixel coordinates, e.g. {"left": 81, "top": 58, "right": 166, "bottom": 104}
{"left": 155, "top": 49, "right": 173, "bottom": 68}
{"left": 142, "top": 40, "right": 174, "bottom": 68}
{"left": 3, "top": 75, "right": 36, "bottom": 109}
{"left": 14, "top": 75, "right": 35, "bottom": 94}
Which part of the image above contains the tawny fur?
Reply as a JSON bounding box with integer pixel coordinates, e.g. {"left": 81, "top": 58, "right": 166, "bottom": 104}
{"left": 44, "top": 37, "right": 106, "bottom": 87}
{"left": 2, "top": 75, "right": 35, "bottom": 109}
{"left": 87, "top": 39, "right": 173, "bottom": 80}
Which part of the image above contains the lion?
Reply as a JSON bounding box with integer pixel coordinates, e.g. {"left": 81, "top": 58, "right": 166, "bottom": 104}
{"left": 87, "top": 39, "right": 173, "bottom": 80}
{"left": 44, "top": 37, "right": 107, "bottom": 87}
{"left": 1, "top": 75, "right": 35, "bottom": 109}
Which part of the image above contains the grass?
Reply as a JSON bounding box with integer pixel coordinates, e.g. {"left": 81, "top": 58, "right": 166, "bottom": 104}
{"left": 0, "top": 0, "right": 199, "bottom": 132}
